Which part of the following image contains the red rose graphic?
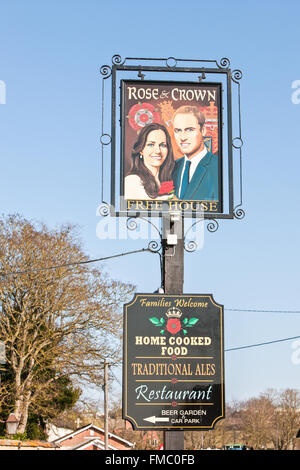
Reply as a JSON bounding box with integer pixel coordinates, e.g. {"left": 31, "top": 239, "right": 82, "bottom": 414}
{"left": 158, "top": 180, "right": 175, "bottom": 195}
{"left": 166, "top": 318, "right": 181, "bottom": 335}
{"left": 127, "top": 103, "right": 160, "bottom": 131}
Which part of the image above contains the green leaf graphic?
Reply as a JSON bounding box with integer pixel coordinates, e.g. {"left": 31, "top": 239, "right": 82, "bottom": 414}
{"left": 187, "top": 318, "right": 199, "bottom": 326}
{"left": 183, "top": 329, "right": 187, "bottom": 335}
{"left": 149, "top": 317, "right": 161, "bottom": 326}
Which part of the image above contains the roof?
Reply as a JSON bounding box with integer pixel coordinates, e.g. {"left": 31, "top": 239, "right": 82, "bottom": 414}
{"left": 0, "top": 439, "right": 60, "bottom": 449}
{"left": 52, "top": 423, "right": 134, "bottom": 448}
{"left": 63, "top": 438, "right": 119, "bottom": 451}
{"left": 6, "top": 413, "right": 19, "bottom": 423}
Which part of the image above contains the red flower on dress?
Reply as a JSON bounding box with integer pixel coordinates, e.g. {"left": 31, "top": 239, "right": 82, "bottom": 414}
{"left": 158, "top": 180, "right": 175, "bottom": 195}
{"left": 166, "top": 318, "right": 181, "bottom": 335}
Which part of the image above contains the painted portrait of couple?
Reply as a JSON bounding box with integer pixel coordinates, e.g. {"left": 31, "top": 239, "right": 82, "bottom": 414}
{"left": 124, "top": 105, "right": 219, "bottom": 202}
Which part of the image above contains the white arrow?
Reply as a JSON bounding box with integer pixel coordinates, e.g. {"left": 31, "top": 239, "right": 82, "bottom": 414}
{"left": 143, "top": 416, "right": 170, "bottom": 424}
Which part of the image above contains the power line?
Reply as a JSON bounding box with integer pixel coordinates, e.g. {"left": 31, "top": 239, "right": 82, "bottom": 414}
{"left": 1, "top": 252, "right": 300, "bottom": 316}
{"left": 1, "top": 244, "right": 299, "bottom": 387}
{"left": 0, "top": 247, "right": 151, "bottom": 279}
{"left": 225, "top": 308, "right": 300, "bottom": 314}
{"left": 109, "top": 367, "right": 121, "bottom": 386}
{"left": 225, "top": 335, "right": 300, "bottom": 352}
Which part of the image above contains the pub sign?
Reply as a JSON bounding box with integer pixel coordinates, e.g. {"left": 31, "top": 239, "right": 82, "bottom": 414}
{"left": 123, "top": 294, "right": 225, "bottom": 430}
{"left": 99, "top": 56, "right": 245, "bottom": 221}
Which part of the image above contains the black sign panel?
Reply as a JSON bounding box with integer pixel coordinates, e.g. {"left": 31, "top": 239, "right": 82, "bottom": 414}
{"left": 123, "top": 294, "right": 224, "bottom": 430}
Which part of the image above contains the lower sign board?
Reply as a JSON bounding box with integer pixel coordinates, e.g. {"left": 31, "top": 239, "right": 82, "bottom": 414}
{"left": 123, "top": 293, "right": 225, "bottom": 430}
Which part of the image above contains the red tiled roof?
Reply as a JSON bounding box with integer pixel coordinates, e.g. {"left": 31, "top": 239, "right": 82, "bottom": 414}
{"left": 53, "top": 423, "right": 134, "bottom": 448}
{"left": 0, "top": 439, "right": 60, "bottom": 448}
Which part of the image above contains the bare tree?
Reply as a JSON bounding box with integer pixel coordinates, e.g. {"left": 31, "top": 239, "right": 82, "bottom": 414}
{"left": 0, "top": 214, "right": 134, "bottom": 433}
{"left": 270, "top": 389, "right": 300, "bottom": 450}
{"left": 239, "top": 395, "right": 275, "bottom": 449}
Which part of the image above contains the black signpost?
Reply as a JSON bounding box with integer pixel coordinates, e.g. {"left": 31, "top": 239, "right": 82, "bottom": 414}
{"left": 123, "top": 293, "right": 224, "bottom": 431}
{"left": 99, "top": 55, "right": 244, "bottom": 450}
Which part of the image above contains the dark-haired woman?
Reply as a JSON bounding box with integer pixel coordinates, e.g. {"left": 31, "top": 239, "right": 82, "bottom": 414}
{"left": 124, "top": 123, "right": 175, "bottom": 200}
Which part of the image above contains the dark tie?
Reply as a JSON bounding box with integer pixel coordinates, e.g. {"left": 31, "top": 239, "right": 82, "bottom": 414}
{"left": 180, "top": 160, "right": 191, "bottom": 199}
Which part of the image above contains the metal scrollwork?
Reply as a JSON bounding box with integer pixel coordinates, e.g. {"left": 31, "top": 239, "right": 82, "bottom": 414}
{"left": 98, "top": 203, "right": 111, "bottom": 217}
{"left": 126, "top": 217, "right": 138, "bottom": 231}
{"left": 125, "top": 216, "right": 163, "bottom": 286}
{"left": 126, "top": 217, "right": 163, "bottom": 242}
{"left": 184, "top": 218, "right": 204, "bottom": 252}
{"left": 184, "top": 240, "right": 198, "bottom": 253}
{"left": 207, "top": 219, "right": 219, "bottom": 233}
{"left": 100, "top": 65, "right": 112, "bottom": 79}
{"left": 233, "top": 207, "right": 245, "bottom": 220}
{"left": 217, "top": 57, "right": 230, "bottom": 69}
{"left": 148, "top": 240, "right": 162, "bottom": 253}
{"left": 112, "top": 54, "right": 125, "bottom": 66}
{"left": 232, "top": 69, "right": 243, "bottom": 83}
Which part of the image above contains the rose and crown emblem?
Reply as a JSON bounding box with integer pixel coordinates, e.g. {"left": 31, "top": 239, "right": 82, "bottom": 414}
{"left": 149, "top": 307, "right": 199, "bottom": 335}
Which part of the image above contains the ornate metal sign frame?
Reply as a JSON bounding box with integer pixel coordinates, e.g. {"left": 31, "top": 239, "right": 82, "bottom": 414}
{"left": 99, "top": 55, "right": 244, "bottom": 221}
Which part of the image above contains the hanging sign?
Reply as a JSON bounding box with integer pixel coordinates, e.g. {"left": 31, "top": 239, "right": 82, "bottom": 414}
{"left": 123, "top": 293, "right": 225, "bottom": 430}
{"left": 99, "top": 56, "right": 245, "bottom": 221}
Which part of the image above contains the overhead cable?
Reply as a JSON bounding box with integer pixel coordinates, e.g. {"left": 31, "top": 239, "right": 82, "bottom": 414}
{"left": 225, "top": 308, "right": 300, "bottom": 314}
{"left": 0, "top": 248, "right": 151, "bottom": 279}
{"left": 225, "top": 335, "right": 300, "bottom": 352}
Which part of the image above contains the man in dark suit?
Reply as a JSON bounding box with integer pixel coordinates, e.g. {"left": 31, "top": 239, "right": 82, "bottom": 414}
{"left": 172, "top": 106, "right": 219, "bottom": 201}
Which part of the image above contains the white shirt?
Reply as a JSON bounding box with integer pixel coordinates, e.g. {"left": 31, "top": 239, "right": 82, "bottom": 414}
{"left": 178, "top": 146, "right": 208, "bottom": 197}
{"left": 124, "top": 175, "right": 169, "bottom": 200}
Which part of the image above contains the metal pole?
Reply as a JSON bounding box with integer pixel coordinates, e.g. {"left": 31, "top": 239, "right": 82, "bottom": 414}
{"left": 104, "top": 359, "right": 109, "bottom": 450}
{"left": 162, "top": 213, "right": 185, "bottom": 451}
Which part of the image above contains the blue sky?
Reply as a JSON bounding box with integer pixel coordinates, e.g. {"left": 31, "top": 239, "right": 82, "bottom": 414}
{"left": 1, "top": 0, "right": 300, "bottom": 404}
